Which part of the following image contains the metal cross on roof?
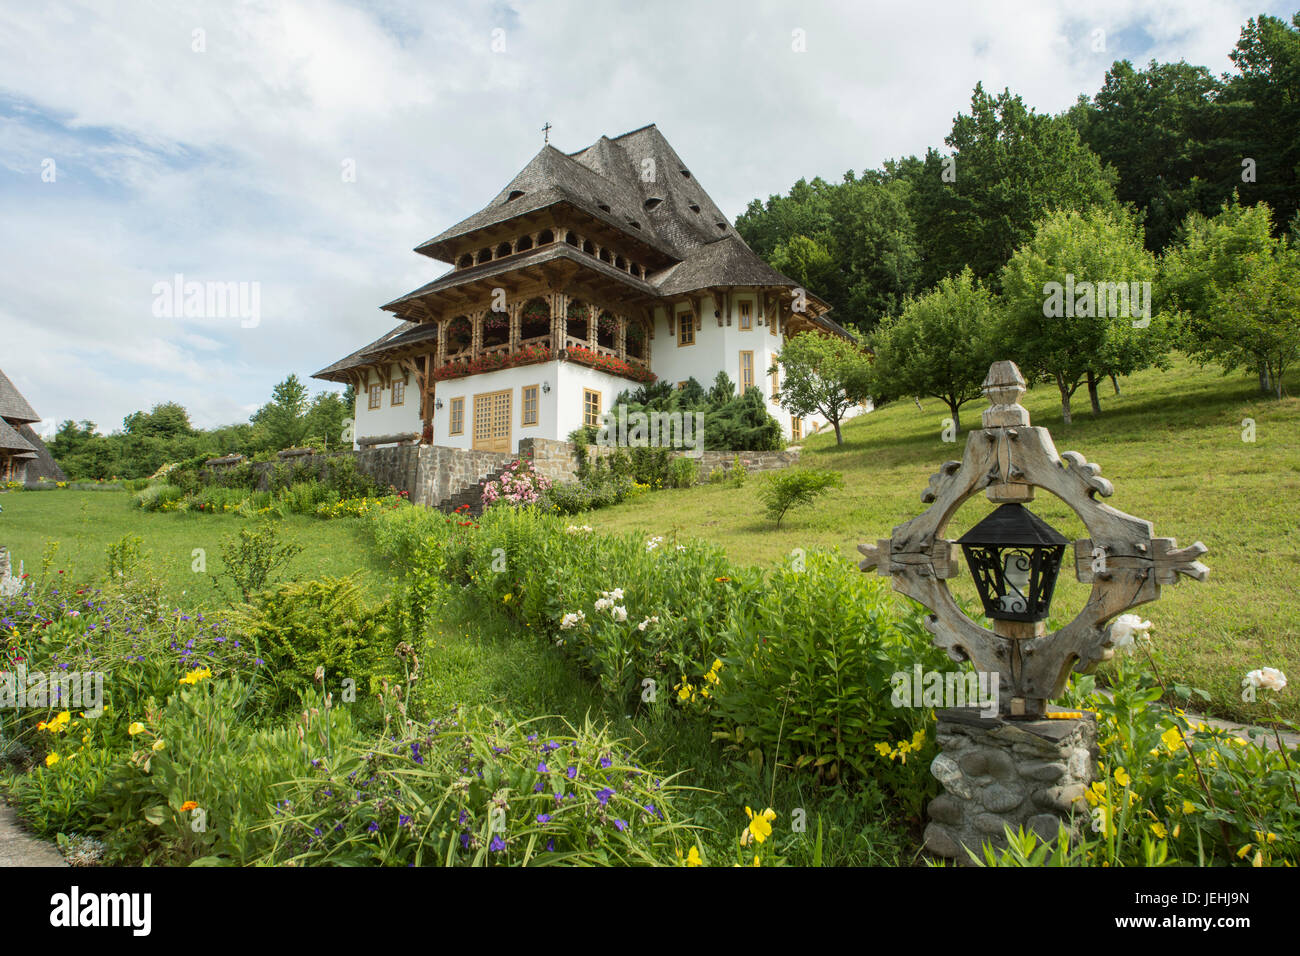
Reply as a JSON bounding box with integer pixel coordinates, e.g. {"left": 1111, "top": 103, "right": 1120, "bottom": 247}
{"left": 542, "top": 122, "right": 552, "bottom": 144}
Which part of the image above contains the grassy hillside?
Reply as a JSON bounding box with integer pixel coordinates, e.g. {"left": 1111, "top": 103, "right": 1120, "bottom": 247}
{"left": 0, "top": 490, "right": 391, "bottom": 609}
{"left": 591, "top": 358, "right": 1300, "bottom": 722}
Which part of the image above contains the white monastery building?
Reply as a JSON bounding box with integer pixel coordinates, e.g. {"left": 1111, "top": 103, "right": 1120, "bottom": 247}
{"left": 315, "top": 124, "right": 860, "bottom": 453}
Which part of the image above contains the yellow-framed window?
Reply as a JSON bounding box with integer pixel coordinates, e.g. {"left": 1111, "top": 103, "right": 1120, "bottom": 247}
{"left": 449, "top": 397, "right": 465, "bottom": 435}
{"left": 770, "top": 367, "right": 780, "bottom": 399}
{"left": 739, "top": 300, "right": 753, "bottom": 330}
{"left": 391, "top": 380, "right": 405, "bottom": 406}
{"left": 583, "top": 388, "right": 602, "bottom": 428}
{"left": 791, "top": 416, "right": 803, "bottom": 441}
{"left": 522, "top": 384, "right": 539, "bottom": 427}
{"left": 368, "top": 384, "right": 382, "bottom": 410}
{"left": 740, "top": 350, "right": 754, "bottom": 392}
{"left": 677, "top": 311, "right": 695, "bottom": 346}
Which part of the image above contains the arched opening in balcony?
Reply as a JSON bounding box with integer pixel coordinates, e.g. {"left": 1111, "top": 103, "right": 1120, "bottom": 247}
{"left": 482, "top": 308, "right": 509, "bottom": 350}
{"left": 626, "top": 318, "right": 648, "bottom": 361}
{"left": 596, "top": 310, "right": 617, "bottom": 350}
{"left": 495, "top": 241, "right": 512, "bottom": 259}
{"left": 538, "top": 229, "right": 555, "bottom": 245}
{"left": 517, "top": 234, "right": 534, "bottom": 252}
{"left": 565, "top": 231, "right": 578, "bottom": 246}
{"left": 475, "top": 248, "right": 492, "bottom": 265}
{"left": 566, "top": 299, "right": 590, "bottom": 343}
{"left": 582, "top": 239, "right": 595, "bottom": 255}
{"left": 520, "top": 297, "right": 551, "bottom": 345}
{"left": 457, "top": 253, "right": 473, "bottom": 269}
{"left": 445, "top": 315, "right": 472, "bottom": 356}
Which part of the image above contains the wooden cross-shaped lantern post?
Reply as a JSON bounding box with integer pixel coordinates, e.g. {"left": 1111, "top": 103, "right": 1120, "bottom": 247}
{"left": 858, "top": 361, "right": 1210, "bottom": 856}
{"left": 858, "top": 361, "right": 1209, "bottom": 715}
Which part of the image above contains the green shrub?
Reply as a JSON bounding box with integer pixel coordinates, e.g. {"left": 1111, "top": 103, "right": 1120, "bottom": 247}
{"left": 710, "top": 550, "right": 947, "bottom": 798}
{"left": 217, "top": 521, "right": 303, "bottom": 601}
{"left": 666, "top": 456, "right": 699, "bottom": 489}
{"left": 229, "top": 575, "right": 396, "bottom": 712}
{"left": 758, "top": 467, "right": 844, "bottom": 528}
{"left": 132, "top": 483, "right": 185, "bottom": 511}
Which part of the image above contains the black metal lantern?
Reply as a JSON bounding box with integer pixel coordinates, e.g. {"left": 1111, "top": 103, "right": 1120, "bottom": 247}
{"left": 957, "top": 503, "right": 1069, "bottom": 623}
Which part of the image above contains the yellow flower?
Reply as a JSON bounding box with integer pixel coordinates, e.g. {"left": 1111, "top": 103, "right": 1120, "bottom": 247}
{"left": 751, "top": 855, "right": 761, "bottom": 867}
{"left": 1150, "top": 822, "right": 1167, "bottom": 839}
{"left": 1237, "top": 843, "right": 1252, "bottom": 859}
{"left": 503, "top": 593, "right": 512, "bottom": 603}
{"left": 744, "top": 806, "right": 776, "bottom": 845}
{"left": 45, "top": 753, "right": 59, "bottom": 767}
{"left": 875, "top": 742, "right": 893, "bottom": 757}
{"left": 1114, "top": 767, "right": 1131, "bottom": 787}
{"left": 676, "top": 846, "right": 703, "bottom": 867}
{"left": 152, "top": 739, "right": 166, "bottom": 752}
{"left": 1182, "top": 799, "right": 1196, "bottom": 815}
{"left": 911, "top": 729, "right": 926, "bottom": 749}
{"left": 179, "top": 666, "right": 212, "bottom": 686}
{"left": 128, "top": 722, "right": 145, "bottom": 736}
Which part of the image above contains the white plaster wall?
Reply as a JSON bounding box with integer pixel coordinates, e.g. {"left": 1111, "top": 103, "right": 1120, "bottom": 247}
{"left": 646, "top": 294, "right": 871, "bottom": 441}
{"left": 352, "top": 365, "right": 422, "bottom": 448}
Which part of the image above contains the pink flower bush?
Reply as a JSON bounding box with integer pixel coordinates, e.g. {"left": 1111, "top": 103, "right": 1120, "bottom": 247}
{"left": 481, "top": 459, "right": 552, "bottom": 508}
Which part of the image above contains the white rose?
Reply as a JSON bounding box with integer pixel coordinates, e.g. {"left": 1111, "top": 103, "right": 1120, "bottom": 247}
{"left": 611, "top": 606, "right": 627, "bottom": 622}
{"left": 1108, "top": 614, "right": 1152, "bottom": 652}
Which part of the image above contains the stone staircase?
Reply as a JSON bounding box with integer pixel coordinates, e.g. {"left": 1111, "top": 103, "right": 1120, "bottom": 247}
{"left": 436, "top": 461, "right": 516, "bottom": 517}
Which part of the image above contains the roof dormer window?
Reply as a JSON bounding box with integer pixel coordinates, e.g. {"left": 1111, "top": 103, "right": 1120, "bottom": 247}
{"left": 689, "top": 203, "right": 700, "bottom": 213}
{"left": 644, "top": 198, "right": 662, "bottom": 210}
{"left": 597, "top": 202, "right": 611, "bottom": 212}
{"left": 506, "top": 190, "right": 525, "bottom": 202}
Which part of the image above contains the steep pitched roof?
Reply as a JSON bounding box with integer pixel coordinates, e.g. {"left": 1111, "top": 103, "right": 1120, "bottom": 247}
{"left": 416, "top": 124, "right": 742, "bottom": 264}
{"left": 313, "top": 323, "right": 416, "bottom": 381}
{"left": 16, "top": 424, "right": 65, "bottom": 483}
{"left": 0, "top": 417, "right": 36, "bottom": 453}
{"left": 0, "top": 369, "right": 40, "bottom": 424}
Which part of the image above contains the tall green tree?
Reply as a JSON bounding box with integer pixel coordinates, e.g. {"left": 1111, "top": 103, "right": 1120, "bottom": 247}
{"left": 1068, "top": 59, "right": 1228, "bottom": 251}
{"left": 251, "top": 374, "right": 311, "bottom": 451}
{"left": 770, "top": 332, "right": 874, "bottom": 446}
{"left": 1220, "top": 13, "right": 1300, "bottom": 234}
{"left": 910, "top": 84, "right": 1119, "bottom": 286}
{"left": 1162, "top": 196, "right": 1279, "bottom": 393}
{"left": 1205, "top": 245, "right": 1300, "bottom": 399}
{"left": 998, "top": 207, "right": 1168, "bottom": 424}
{"left": 871, "top": 268, "right": 997, "bottom": 434}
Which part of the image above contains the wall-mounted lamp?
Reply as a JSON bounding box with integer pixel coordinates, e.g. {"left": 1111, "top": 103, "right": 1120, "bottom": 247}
{"left": 434, "top": 398, "right": 444, "bottom": 410}
{"left": 542, "top": 382, "right": 551, "bottom": 394}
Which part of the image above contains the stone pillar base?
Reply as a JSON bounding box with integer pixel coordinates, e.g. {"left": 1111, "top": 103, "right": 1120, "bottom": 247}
{"left": 924, "top": 708, "right": 1096, "bottom": 863}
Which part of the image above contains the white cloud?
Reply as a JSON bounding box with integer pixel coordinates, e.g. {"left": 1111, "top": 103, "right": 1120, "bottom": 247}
{"left": 0, "top": 0, "right": 1287, "bottom": 429}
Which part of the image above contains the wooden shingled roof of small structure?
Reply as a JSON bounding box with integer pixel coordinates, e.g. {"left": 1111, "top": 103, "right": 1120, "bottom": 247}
{"left": 0, "top": 369, "right": 40, "bottom": 424}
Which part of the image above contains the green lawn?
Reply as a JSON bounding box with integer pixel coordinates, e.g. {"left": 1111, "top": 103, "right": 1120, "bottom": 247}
{"left": 591, "top": 358, "right": 1300, "bottom": 723}
{"left": 0, "top": 490, "right": 392, "bottom": 608}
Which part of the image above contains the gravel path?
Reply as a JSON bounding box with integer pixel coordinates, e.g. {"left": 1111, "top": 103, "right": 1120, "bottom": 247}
{"left": 0, "top": 803, "right": 66, "bottom": 867}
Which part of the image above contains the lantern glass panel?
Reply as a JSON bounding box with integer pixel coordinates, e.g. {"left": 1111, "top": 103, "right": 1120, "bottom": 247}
{"left": 957, "top": 504, "right": 1068, "bottom": 623}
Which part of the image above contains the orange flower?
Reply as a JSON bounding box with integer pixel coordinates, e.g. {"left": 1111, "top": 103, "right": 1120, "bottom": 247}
{"left": 180, "top": 801, "right": 199, "bottom": 812}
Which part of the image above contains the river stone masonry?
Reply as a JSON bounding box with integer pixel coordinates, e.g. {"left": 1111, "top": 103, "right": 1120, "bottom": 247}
{"left": 924, "top": 708, "right": 1097, "bottom": 862}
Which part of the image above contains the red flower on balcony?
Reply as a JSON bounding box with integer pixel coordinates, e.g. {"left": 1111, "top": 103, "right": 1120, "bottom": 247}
{"left": 566, "top": 346, "right": 657, "bottom": 383}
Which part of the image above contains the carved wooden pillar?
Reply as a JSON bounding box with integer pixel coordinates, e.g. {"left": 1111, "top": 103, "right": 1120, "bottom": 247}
{"left": 616, "top": 313, "right": 627, "bottom": 361}
{"left": 588, "top": 303, "right": 598, "bottom": 350}
{"left": 508, "top": 301, "right": 521, "bottom": 351}
{"left": 436, "top": 320, "right": 447, "bottom": 366}
{"left": 470, "top": 310, "right": 484, "bottom": 357}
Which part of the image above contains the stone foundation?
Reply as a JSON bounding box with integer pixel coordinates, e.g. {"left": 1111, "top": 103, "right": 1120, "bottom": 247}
{"left": 924, "top": 708, "right": 1096, "bottom": 862}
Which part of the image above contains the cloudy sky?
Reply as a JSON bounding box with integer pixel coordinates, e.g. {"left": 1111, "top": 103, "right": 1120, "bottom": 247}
{"left": 1, "top": 0, "right": 1292, "bottom": 436}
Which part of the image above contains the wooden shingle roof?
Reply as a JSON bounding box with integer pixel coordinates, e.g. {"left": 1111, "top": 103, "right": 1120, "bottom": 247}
{"left": 0, "top": 417, "right": 36, "bottom": 453}
{"left": 0, "top": 369, "right": 40, "bottom": 424}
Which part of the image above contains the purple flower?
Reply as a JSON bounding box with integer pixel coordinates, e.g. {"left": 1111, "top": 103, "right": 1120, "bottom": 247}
{"left": 599, "top": 754, "right": 612, "bottom": 769}
{"left": 536, "top": 761, "right": 548, "bottom": 773}
{"left": 614, "top": 819, "right": 627, "bottom": 831}
{"left": 545, "top": 838, "right": 555, "bottom": 852}
{"left": 399, "top": 815, "right": 411, "bottom": 827}
{"left": 596, "top": 788, "right": 614, "bottom": 806}
{"left": 367, "top": 821, "right": 379, "bottom": 833}
{"left": 566, "top": 765, "right": 578, "bottom": 779}
{"left": 536, "top": 813, "right": 552, "bottom": 824}
{"left": 489, "top": 835, "right": 506, "bottom": 853}
{"left": 460, "top": 832, "right": 471, "bottom": 849}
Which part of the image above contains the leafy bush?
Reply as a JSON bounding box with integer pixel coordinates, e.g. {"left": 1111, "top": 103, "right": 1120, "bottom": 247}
{"left": 710, "top": 550, "right": 947, "bottom": 793}
{"left": 132, "top": 483, "right": 185, "bottom": 511}
{"left": 217, "top": 521, "right": 303, "bottom": 602}
{"left": 228, "top": 575, "right": 396, "bottom": 712}
{"left": 666, "top": 456, "right": 699, "bottom": 488}
{"left": 758, "top": 468, "right": 844, "bottom": 527}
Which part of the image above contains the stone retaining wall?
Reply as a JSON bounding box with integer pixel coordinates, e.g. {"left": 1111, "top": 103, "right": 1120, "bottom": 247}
{"left": 202, "top": 437, "right": 799, "bottom": 511}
